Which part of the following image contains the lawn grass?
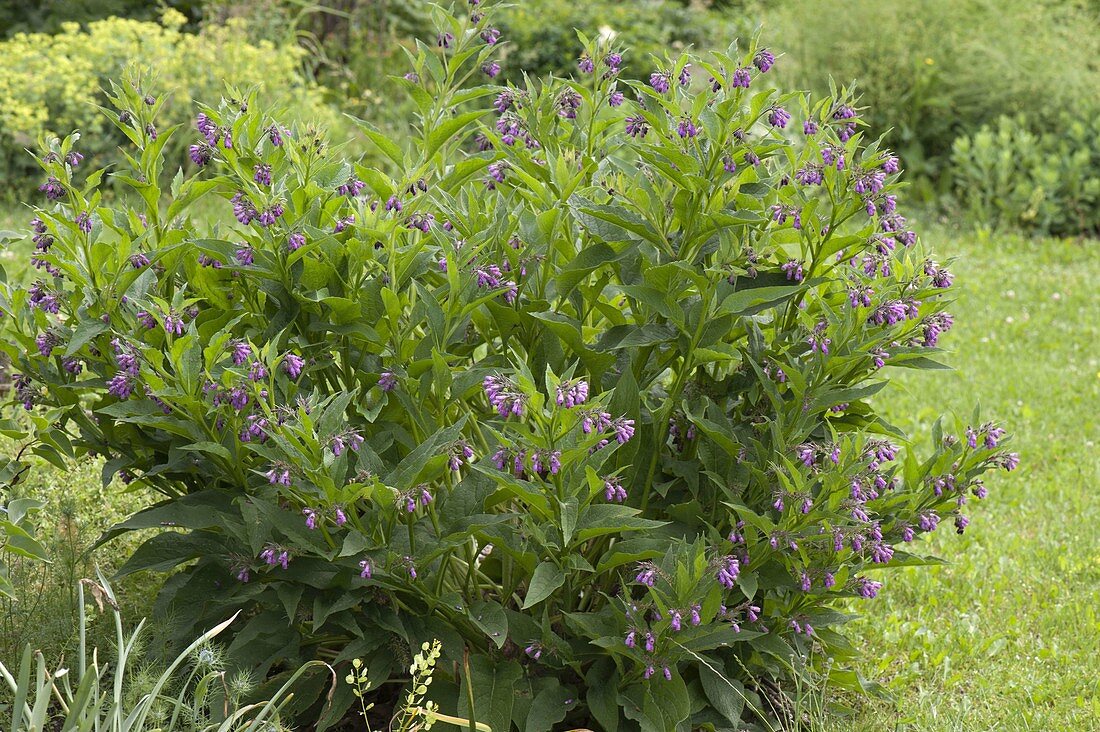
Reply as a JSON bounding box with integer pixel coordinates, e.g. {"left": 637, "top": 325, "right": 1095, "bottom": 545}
{"left": 836, "top": 225, "right": 1100, "bottom": 730}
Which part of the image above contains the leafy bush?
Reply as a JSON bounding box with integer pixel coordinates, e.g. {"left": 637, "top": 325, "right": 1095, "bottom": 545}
{"left": 0, "top": 8, "right": 340, "bottom": 192}
{"left": 0, "top": 2, "right": 1016, "bottom": 729}
{"left": 950, "top": 114, "right": 1100, "bottom": 236}
{"left": 769, "top": 0, "right": 1100, "bottom": 180}
{"left": 495, "top": 0, "right": 742, "bottom": 83}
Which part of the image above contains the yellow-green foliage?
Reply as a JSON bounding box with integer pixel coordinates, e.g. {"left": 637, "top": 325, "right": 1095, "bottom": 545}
{"left": 0, "top": 9, "right": 340, "bottom": 184}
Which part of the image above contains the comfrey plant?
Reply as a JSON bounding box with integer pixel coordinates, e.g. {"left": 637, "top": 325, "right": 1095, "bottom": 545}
{"left": 0, "top": 2, "right": 1017, "bottom": 729}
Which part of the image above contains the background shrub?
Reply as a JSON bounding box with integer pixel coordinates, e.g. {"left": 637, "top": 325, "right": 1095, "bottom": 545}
{"left": 494, "top": 0, "right": 743, "bottom": 83}
{"left": 950, "top": 114, "right": 1100, "bottom": 236}
{"left": 769, "top": 0, "right": 1100, "bottom": 183}
{"left": 0, "top": 8, "right": 341, "bottom": 193}
{"left": 0, "top": 2, "right": 1016, "bottom": 729}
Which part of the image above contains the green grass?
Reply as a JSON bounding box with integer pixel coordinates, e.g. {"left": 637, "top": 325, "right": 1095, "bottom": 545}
{"left": 836, "top": 226, "right": 1100, "bottom": 729}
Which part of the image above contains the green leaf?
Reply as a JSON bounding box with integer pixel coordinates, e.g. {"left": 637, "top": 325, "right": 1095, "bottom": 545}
{"left": 114, "top": 532, "right": 227, "bottom": 576}
{"left": 585, "top": 660, "right": 620, "bottom": 732}
{"left": 426, "top": 111, "right": 485, "bottom": 159}
{"left": 64, "top": 319, "right": 108, "bottom": 357}
{"left": 698, "top": 657, "right": 746, "bottom": 726}
{"left": 384, "top": 416, "right": 467, "bottom": 490}
{"left": 458, "top": 657, "right": 522, "bottom": 732}
{"left": 522, "top": 561, "right": 564, "bottom": 609}
{"left": 347, "top": 115, "right": 405, "bottom": 167}
{"left": 523, "top": 678, "right": 573, "bottom": 732}
{"left": 469, "top": 600, "right": 509, "bottom": 648}
{"left": 575, "top": 504, "right": 667, "bottom": 542}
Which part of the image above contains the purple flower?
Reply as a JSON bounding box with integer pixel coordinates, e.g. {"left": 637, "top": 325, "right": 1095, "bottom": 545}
{"left": 107, "top": 372, "right": 136, "bottom": 399}
{"left": 803, "top": 120, "right": 818, "bottom": 135}
{"left": 260, "top": 544, "right": 290, "bottom": 570}
{"left": 635, "top": 564, "right": 657, "bottom": 587}
{"left": 358, "top": 559, "right": 372, "bottom": 579}
{"left": 268, "top": 125, "right": 284, "bottom": 146}
{"left": 753, "top": 48, "right": 775, "bottom": 73}
{"left": 677, "top": 118, "right": 698, "bottom": 139}
{"left": 163, "top": 311, "right": 185, "bottom": 335}
{"left": 248, "top": 361, "right": 268, "bottom": 382}
{"left": 303, "top": 508, "right": 318, "bottom": 530}
{"left": 732, "top": 66, "right": 752, "bottom": 88}
{"left": 557, "top": 90, "right": 582, "bottom": 119}
{"left": 480, "top": 27, "right": 501, "bottom": 45}
{"left": 883, "top": 156, "right": 900, "bottom": 174}
{"left": 228, "top": 387, "right": 249, "bottom": 412}
{"left": 613, "top": 417, "right": 635, "bottom": 443}
{"left": 283, "top": 353, "right": 304, "bottom": 379}
{"left": 196, "top": 114, "right": 218, "bottom": 144}
{"left": 856, "top": 578, "right": 882, "bottom": 599}
{"left": 378, "top": 371, "right": 397, "bottom": 391}
{"left": 578, "top": 55, "right": 595, "bottom": 74}
{"left": 483, "top": 374, "right": 525, "bottom": 417}
{"left": 75, "top": 212, "right": 92, "bottom": 233}
{"left": 716, "top": 556, "right": 740, "bottom": 588}
{"left": 266, "top": 465, "right": 291, "bottom": 485}
{"left": 189, "top": 144, "right": 213, "bottom": 166}
{"left": 39, "top": 177, "right": 64, "bottom": 200}
{"left": 723, "top": 155, "right": 737, "bottom": 173}
{"left": 608, "top": 91, "right": 624, "bottom": 107}
{"left": 254, "top": 164, "right": 272, "bottom": 186}
{"left": 805, "top": 330, "right": 827, "bottom": 354}
{"left": 437, "top": 31, "right": 454, "bottom": 48}
{"left": 669, "top": 609, "right": 683, "bottom": 631}
{"left": 230, "top": 340, "right": 251, "bottom": 366}
{"left": 481, "top": 61, "right": 501, "bottom": 78}
{"left": 556, "top": 379, "right": 589, "bottom": 407}
{"left": 678, "top": 64, "right": 692, "bottom": 86}
{"left": 66, "top": 151, "right": 84, "bottom": 167}
{"left": 781, "top": 259, "right": 804, "bottom": 282}
{"left": 257, "top": 204, "right": 283, "bottom": 227}
{"left": 334, "top": 216, "right": 355, "bottom": 233}
{"left": 649, "top": 71, "right": 671, "bottom": 94}
{"left": 235, "top": 246, "right": 254, "bottom": 266}
{"left": 35, "top": 331, "right": 60, "bottom": 356}
{"left": 129, "top": 253, "right": 150, "bottom": 269}
{"left": 625, "top": 115, "right": 649, "bottom": 138}
{"left": 796, "top": 166, "right": 823, "bottom": 185}
{"left": 767, "top": 107, "right": 791, "bottom": 128}
{"left": 604, "top": 53, "right": 622, "bottom": 71}
{"left": 604, "top": 476, "right": 627, "bottom": 503}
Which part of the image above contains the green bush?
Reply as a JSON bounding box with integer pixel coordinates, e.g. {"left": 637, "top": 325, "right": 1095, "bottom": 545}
{"left": 0, "top": 8, "right": 341, "bottom": 193}
{"left": 1, "top": 2, "right": 1016, "bottom": 729}
{"left": 496, "top": 0, "right": 743, "bottom": 83}
{"left": 769, "top": 0, "right": 1100, "bottom": 180}
{"left": 950, "top": 114, "right": 1100, "bottom": 236}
